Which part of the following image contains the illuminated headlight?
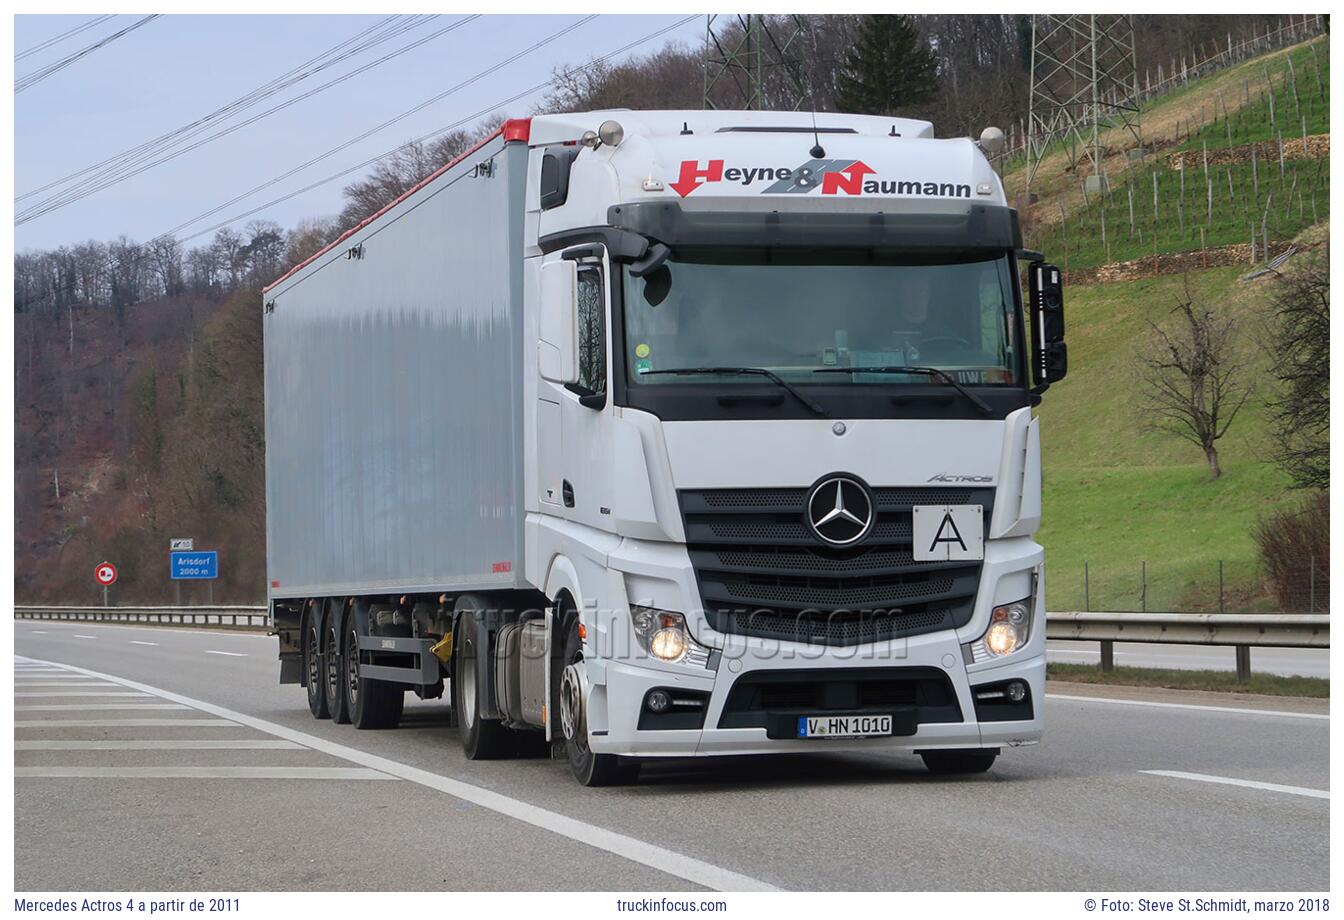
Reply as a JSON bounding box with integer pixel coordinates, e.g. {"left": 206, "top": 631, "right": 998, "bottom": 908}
{"left": 630, "top": 606, "right": 709, "bottom": 667}
{"left": 969, "top": 598, "right": 1033, "bottom": 661}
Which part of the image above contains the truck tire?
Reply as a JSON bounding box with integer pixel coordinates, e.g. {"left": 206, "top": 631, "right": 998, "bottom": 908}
{"left": 342, "top": 624, "right": 404, "bottom": 729}
{"left": 561, "top": 615, "right": 638, "bottom": 787}
{"left": 304, "top": 614, "right": 329, "bottom": 719}
{"left": 324, "top": 612, "right": 350, "bottom": 724}
{"left": 920, "top": 750, "right": 998, "bottom": 775}
{"left": 452, "top": 612, "right": 512, "bottom": 759}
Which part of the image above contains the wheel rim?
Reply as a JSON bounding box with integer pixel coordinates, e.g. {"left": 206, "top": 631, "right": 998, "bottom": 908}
{"left": 559, "top": 662, "right": 586, "bottom": 752}
{"left": 306, "top": 625, "right": 320, "bottom": 692}
{"left": 326, "top": 625, "right": 340, "bottom": 700}
{"left": 460, "top": 637, "right": 476, "bottom": 729}
{"left": 346, "top": 629, "right": 359, "bottom": 704}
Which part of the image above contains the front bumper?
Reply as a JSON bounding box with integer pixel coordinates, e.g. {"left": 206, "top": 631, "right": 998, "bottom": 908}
{"left": 589, "top": 635, "right": 1045, "bottom": 758}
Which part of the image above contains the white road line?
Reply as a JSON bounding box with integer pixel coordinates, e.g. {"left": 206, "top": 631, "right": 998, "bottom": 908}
{"left": 16, "top": 654, "right": 778, "bottom": 892}
{"left": 16, "top": 766, "right": 397, "bottom": 780}
{"left": 16, "top": 691, "right": 151, "bottom": 697}
{"left": 1047, "top": 693, "right": 1329, "bottom": 722}
{"left": 129, "top": 641, "right": 158, "bottom": 646}
{"left": 14, "top": 718, "right": 236, "bottom": 728}
{"left": 15, "top": 703, "right": 191, "bottom": 711}
{"left": 205, "top": 650, "right": 246, "bottom": 657}
{"left": 74, "top": 635, "right": 96, "bottom": 640}
{"left": 1142, "top": 770, "right": 1329, "bottom": 800}
{"left": 29, "top": 631, "right": 48, "bottom": 635}
{"left": 16, "top": 739, "right": 304, "bottom": 751}
{"left": 14, "top": 680, "right": 106, "bottom": 686}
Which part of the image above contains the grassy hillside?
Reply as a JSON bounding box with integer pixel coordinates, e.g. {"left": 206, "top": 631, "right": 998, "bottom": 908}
{"left": 1036, "top": 230, "right": 1326, "bottom": 613}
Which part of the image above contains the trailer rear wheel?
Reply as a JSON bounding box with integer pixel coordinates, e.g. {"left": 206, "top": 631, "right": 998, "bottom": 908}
{"left": 342, "top": 625, "right": 404, "bottom": 729}
{"left": 324, "top": 613, "right": 350, "bottom": 724}
{"left": 304, "top": 615, "right": 329, "bottom": 719}
{"left": 920, "top": 749, "right": 998, "bottom": 774}
{"left": 452, "top": 612, "right": 512, "bottom": 759}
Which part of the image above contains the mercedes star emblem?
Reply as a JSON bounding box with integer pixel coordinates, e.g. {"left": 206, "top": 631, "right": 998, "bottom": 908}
{"left": 805, "top": 474, "right": 874, "bottom": 546}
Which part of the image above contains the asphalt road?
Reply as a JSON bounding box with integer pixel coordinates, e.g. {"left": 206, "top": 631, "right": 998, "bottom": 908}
{"left": 14, "top": 622, "right": 1330, "bottom": 892}
{"left": 1047, "top": 640, "right": 1329, "bottom": 678}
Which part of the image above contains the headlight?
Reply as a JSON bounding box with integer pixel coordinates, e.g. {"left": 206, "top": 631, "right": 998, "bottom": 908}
{"left": 629, "top": 606, "right": 709, "bottom": 667}
{"left": 969, "top": 598, "right": 1032, "bottom": 661}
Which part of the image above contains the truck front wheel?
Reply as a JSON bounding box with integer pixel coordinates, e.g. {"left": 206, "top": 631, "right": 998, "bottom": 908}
{"left": 920, "top": 749, "right": 998, "bottom": 774}
{"left": 561, "top": 616, "right": 638, "bottom": 787}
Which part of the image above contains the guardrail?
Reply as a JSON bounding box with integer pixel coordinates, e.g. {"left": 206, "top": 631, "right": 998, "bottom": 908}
{"left": 14, "top": 607, "right": 1328, "bottom": 681}
{"left": 1046, "top": 611, "right": 1329, "bottom": 681}
{"left": 15, "top": 605, "right": 268, "bottom": 629}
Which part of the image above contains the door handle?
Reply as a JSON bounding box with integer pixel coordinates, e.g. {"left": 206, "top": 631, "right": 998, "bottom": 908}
{"left": 562, "top": 480, "right": 574, "bottom": 508}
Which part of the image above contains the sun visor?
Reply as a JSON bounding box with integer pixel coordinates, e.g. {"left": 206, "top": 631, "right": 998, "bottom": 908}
{"left": 606, "top": 200, "right": 1021, "bottom": 251}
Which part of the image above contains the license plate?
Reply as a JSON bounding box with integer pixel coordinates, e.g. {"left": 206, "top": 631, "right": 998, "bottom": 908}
{"left": 797, "top": 714, "right": 892, "bottom": 739}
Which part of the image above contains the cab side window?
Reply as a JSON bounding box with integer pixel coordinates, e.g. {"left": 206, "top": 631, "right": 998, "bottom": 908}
{"left": 576, "top": 266, "right": 605, "bottom": 396}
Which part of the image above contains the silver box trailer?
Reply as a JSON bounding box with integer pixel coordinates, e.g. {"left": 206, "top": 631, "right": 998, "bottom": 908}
{"left": 264, "top": 135, "right": 529, "bottom": 600}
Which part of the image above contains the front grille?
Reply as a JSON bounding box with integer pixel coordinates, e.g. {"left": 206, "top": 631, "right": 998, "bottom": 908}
{"left": 718, "top": 667, "right": 964, "bottom": 733}
{"left": 681, "top": 485, "right": 992, "bottom": 646}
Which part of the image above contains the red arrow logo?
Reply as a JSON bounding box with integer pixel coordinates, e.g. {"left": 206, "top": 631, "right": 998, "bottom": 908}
{"left": 670, "top": 159, "right": 724, "bottom": 197}
{"left": 821, "top": 161, "right": 875, "bottom": 195}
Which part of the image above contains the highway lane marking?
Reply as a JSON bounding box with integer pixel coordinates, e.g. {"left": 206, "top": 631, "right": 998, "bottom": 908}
{"left": 15, "top": 703, "right": 192, "bottom": 711}
{"left": 205, "top": 650, "right": 247, "bottom": 657}
{"left": 16, "top": 766, "right": 397, "bottom": 780}
{"left": 29, "top": 631, "right": 48, "bottom": 635}
{"left": 16, "top": 654, "right": 779, "bottom": 892}
{"left": 16, "top": 691, "right": 152, "bottom": 697}
{"left": 74, "top": 635, "right": 96, "bottom": 640}
{"left": 129, "top": 640, "right": 158, "bottom": 646}
{"left": 16, "top": 739, "right": 305, "bottom": 751}
{"left": 14, "top": 718, "right": 237, "bottom": 728}
{"left": 1047, "top": 693, "right": 1328, "bottom": 722}
{"left": 13, "top": 680, "right": 105, "bottom": 686}
{"left": 1142, "top": 770, "right": 1329, "bottom": 800}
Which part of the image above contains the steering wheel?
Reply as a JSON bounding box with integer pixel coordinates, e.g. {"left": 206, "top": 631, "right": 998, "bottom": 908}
{"left": 919, "top": 335, "right": 973, "bottom": 350}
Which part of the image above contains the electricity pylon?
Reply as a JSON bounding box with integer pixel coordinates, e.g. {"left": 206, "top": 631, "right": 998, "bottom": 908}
{"left": 1026, "top": 14, "right": 1143, "bottom": 195}
{"left": 703, "top": 14, "right": 811, "bottom": 110}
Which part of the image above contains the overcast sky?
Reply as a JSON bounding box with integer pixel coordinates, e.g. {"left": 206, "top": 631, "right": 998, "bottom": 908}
{"left": 14, "top": 13, "right": 705, "bottom": 252}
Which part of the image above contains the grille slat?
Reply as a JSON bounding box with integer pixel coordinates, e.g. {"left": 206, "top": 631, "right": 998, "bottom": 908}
{"left": 679, "top": 485, "right": 992, "bottom": 647}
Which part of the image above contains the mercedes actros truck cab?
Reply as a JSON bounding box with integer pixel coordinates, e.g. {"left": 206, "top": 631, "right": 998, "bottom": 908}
{"left": 264, "top": 109, "right": 1068, "bottom": 785}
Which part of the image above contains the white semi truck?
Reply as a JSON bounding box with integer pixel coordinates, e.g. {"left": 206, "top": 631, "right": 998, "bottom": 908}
{"left": 264, "top": 110, "right": 1068, "bottom": 785}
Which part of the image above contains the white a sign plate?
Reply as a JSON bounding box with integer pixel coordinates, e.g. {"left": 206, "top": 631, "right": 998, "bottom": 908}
{"left": 170, "top": 538, "right": 194, "bottom": 551}
{"left": 912, "top": 505, "right": 984, "bottom": 561}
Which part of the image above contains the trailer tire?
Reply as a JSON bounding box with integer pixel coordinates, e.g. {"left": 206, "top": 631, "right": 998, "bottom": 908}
{"left": 303, "top": 614, "right": 329, "bottom": 719}
{"left": 561, "top": 614, "right": 638, "bottom": 787}
{"left": 343, "top": 625, "right": 404, "bottom": 730}
{"left": 920, "top": 750, "right": 998, "bottom": 775}
{"left": 324, "top": 611, "right": 350, "bottom": 724}
{"left": 452, "top": 612, "right": 512, "bottom": 759}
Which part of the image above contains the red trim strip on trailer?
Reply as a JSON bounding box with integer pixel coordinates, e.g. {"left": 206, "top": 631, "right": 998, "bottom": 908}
{"left": 263, "top": 117, "right": 533, "bottom": 294}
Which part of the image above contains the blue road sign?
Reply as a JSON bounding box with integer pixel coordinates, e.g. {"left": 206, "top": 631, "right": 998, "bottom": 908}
{"left": 170, "top": 551, "right": 218, "bottom": 580}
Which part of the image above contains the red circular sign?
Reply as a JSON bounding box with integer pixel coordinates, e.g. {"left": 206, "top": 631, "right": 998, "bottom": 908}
{"left": 94, "top": 562, "right": 118, "bottom": 586}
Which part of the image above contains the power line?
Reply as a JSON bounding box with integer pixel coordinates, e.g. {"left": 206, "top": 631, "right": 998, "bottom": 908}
{"left": 16, "top": 15, "right": 162, "bottom": 93}
{"left": 163, "top": 15, "right": 600, "bottom": 239}
{"left": 16, "top": 15, "right": 118, "bottom": 62}
{"left": 173, "top": 14, "right": 701, "bottom": 246}
{"left": 16, "top": 15, "right": 421, "bottom": 205}
{"left": 17, "top": 15, "right": 479, "bottom": 225}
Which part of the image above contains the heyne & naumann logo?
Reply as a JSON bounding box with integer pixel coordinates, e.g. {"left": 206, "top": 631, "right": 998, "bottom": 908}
{"left": 669, "top": 158, "right": 974, "bottom": 199}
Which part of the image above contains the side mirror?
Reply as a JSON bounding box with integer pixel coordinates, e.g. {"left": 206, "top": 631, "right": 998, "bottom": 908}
{"left": 1029, "top": 261, "right": 1067, "bottom": 387}
{"left": 539, "top": 260, "right": 579, "bottom": 385}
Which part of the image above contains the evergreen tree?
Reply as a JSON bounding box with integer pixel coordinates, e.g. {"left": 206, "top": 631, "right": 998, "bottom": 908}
{"left": 835, "top": 15, "right": 939, "bottom": 116}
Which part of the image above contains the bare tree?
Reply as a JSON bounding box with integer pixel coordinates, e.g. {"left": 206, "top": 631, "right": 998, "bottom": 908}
{"left": 1265, "top": 247, "right": 1329, "bottom": 491}
{"left": 1138, "top": 279, "right": 1251, "bottom": 478}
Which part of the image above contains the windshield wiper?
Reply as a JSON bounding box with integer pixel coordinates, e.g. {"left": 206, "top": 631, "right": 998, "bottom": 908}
{"left": 812, "top": 366, "right": 994, "bottom": 416}
{"left": 639, "top": 366, "right": 828, "bottom": 416}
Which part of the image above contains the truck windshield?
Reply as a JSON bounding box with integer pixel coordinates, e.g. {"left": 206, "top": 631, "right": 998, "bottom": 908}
{"left": 623, "top": 250, "right": 1021, "bottom": 387}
